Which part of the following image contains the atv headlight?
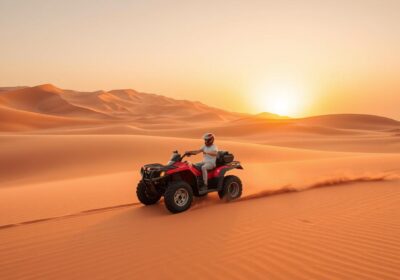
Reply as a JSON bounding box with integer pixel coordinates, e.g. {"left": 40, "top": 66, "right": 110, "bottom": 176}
{"left": 160, "top": 171, "right": 166, "bottom": 177}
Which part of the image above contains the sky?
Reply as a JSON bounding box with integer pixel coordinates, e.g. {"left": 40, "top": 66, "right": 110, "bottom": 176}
{"left": 0, "top": 0, "right": 399, "bottom": 118}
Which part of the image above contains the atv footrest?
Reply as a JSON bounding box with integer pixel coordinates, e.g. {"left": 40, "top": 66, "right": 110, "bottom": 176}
{"left": 198, "top": 187, "right": 218, "bottom": 196}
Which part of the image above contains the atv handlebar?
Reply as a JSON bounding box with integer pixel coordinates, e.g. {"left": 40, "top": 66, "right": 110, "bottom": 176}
{"left": 181, "top": 151, "right": 193, "bottom": 159}
{"left": 178, "top": 151, "right": 198, "bottom": 161}
{"left": 168, "top": 150, "right": 196, "bottom": 164}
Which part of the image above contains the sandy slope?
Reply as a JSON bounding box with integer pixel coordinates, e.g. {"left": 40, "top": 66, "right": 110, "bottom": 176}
{"left": 0, "top": 84, "right": 399, "bottom": 279}
{"left": 0, "top": 105, "right": 100, "bottom": 131}
{"left": 1, "top": 134, "right": 399, "bottom": 225}
{"left": 0, "top": 180, "right": 399, "bottom": 280}
{"left": 0, "top": 134, "right": 399, "bottom": 279}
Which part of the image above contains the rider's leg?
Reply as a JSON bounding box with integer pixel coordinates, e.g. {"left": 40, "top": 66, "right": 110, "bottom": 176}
{"left": 201, "top": 162, "right": 215, "bottom": 187}
{"left": 201, "top": 164, "right": 208, "bottom": 186}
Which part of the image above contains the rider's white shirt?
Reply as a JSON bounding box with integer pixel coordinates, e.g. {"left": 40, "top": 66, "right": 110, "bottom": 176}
{"left": 201, "top": 144, "right": 218, "bottom": 165}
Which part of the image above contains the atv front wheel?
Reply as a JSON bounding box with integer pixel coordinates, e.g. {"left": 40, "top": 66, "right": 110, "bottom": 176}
{"left": 164, "top": 181, "right": 193, "bottom": 213}
{"left": 218, "top": 175, "right": 242, "bottom": 201}
{"left": 136, "top": 181, "right": 162, "bottom": 205}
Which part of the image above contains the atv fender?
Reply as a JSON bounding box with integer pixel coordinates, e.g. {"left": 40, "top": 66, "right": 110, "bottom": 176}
{"left": 217, "top": 163, "right": 243, "bottom": 189}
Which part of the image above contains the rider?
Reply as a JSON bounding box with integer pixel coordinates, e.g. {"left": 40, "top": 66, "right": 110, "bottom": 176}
{"left": 187, "top": 133, "right": 218, "bottom": 191}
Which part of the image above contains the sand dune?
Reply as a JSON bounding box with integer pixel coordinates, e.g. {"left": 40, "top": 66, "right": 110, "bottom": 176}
{"left": 0, "top": 135, "right": 399, "bottom": 279}
{"left": 0, "top": 134, "right": 399, "bottom": 229}
{"left": 0, "top": 85, "right": 112, "bottom": 119}
{"left": 0, "top": 86, "right": 28, "bottom": 92}
{"left": 1, "top": 84, "right": 399, "bottom": 154}
{"left": 1, "top": 173, "right": 396, "bottom": 230}
{"left": 0, "top": 135, "right": 351, "bottom": 188}
{"left": 0, "top": 85, "right": 249, "bottom": 129}
{"left": 0, "top": 179, "right": 399, "bottom": 279}
{"left": 0, "top": 105, "right": 99, "bottom": 131}
{"left": 2, "top": 84, "right": 398, "bottom": 135}
{"left": 0, "top": 84, "right": 399, "bottom": 279}
{"left": 296, "top": 114, "right": 400, "bottom": 133}
{"left": 234, "top": 112, "right": 399, "bottom": 129}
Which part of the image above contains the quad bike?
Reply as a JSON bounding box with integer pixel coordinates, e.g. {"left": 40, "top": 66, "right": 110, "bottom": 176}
{"left": 136, "top": 150, "right": 243, "bottom": 213}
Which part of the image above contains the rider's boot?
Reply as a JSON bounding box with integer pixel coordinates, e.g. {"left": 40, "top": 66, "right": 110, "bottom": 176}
{"left": 197, "top": 177, "right": 208, "bottom": 193}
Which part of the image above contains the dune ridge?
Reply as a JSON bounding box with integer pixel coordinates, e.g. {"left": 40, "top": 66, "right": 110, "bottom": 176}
{"left": 0, "top": 84, "right": 246, "bottom": 127}
{"left": 0, "top": 85, "right": 112, "bottom": 119}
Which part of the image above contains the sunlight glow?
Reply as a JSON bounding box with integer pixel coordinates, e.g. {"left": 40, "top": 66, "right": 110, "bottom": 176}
{"left": 255, "top": 82, "right": 307, "bottom": 117}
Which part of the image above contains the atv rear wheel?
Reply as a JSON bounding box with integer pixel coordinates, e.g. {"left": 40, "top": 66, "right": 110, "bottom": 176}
{"left": 218, "top": 175, "right": 242, "bottom": 201}
{"left": 136, "top": 181, "right": 162, "bottom": 205}
{"left": 164, "top": 181, "right": 193, "bottom": 213}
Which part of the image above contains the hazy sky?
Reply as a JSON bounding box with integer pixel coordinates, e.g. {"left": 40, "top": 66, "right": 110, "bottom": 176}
{"left": 1, "top": 0, "right": 399, "bottom": 118}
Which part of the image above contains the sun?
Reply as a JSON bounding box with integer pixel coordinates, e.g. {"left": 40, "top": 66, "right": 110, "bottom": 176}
{"left": 256, "top": 83, "right": 305, "bottom": 117}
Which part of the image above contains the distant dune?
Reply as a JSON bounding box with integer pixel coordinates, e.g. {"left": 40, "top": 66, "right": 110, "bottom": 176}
{"left": 0, "top": 105, "right": 99, "bottom": 131}
{"left": 0, "top": 84, "right": 398, "bottom": 134}
{"left": 0, "top": 84, "right": 247, "bottom": 128}
{"left": 1, "top": 84, "right": 399, "bottom": 153}
{"left": 0, "top": 86, "right": 28, "bottom": 92}
{"left": 299, "top": 113, "right": 400, "bottom": 130}
{"left": 0, "top": 85, "right": 112, "bottom": 120}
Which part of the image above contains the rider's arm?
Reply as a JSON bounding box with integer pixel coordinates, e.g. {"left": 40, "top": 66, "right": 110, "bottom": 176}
{"left": 204, "top": 150, "right": 217, "bottom": 156}
{"left": 187, "top": 148, "right": 203, "bottom": 155}
{"left": 194, "top": 148, "right": 203, "bottom": 155}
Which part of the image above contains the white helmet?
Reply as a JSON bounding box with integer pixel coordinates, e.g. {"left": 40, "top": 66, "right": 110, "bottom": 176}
{"left": 203, "top": 133, "right": 215, "bottom": 146}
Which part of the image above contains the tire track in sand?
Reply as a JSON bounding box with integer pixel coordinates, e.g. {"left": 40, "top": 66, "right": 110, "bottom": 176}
{"left": 0, "top": 173, "right": 398, "bottom": 230}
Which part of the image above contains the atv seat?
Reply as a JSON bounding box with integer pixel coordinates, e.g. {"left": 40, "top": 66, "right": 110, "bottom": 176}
{"left": 193, "top": 151, "right": 234, "bottom": 171}
{"left": 193, "top": 163, "right": 217, "bottom": 172}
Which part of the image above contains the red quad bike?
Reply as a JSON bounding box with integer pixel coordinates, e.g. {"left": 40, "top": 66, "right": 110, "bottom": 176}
{"left": 136, "top": 150, "right": 243, "bottom": 213}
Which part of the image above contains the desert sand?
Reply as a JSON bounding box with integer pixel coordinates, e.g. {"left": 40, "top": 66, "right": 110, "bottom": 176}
{"left": 0, "top": 85, "right": 399, "bottom": 279}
